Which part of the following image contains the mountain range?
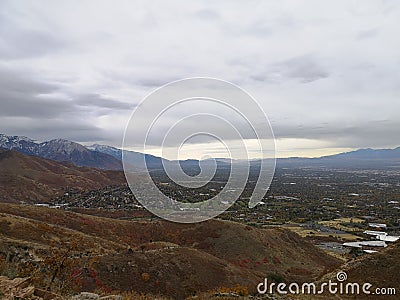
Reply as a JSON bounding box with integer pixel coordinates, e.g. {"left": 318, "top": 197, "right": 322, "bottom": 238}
{"left": 1, "top": 133, "right": 400, "bottom": 171}
{"left": 276, "top": 146, "right": 400, "bottom": 169}
{"left": 88, "top": 143, "right": 165, "bottom": 169}
{"left": 0, "top": 134, "right": 122, "bottom": 170}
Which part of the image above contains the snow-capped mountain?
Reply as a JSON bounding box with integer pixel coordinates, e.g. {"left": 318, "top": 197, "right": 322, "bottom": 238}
{"left": 0, "top": 134, "right": 122, "bottom": 170}
{"left": 87, "top": 144, "right": 123, "bottom": 159}
{"left": 0, "top": 134, "right": 39, "bottom": 156}
{"left": 88, "top": 144, "right": 165, "bottom": 169}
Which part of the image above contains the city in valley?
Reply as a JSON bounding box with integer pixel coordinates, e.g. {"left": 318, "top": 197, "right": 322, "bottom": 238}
{"left": 47, "top": 163, "right": 400, "bottom": 256}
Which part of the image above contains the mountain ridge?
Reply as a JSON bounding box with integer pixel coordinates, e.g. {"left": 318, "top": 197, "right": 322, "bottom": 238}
{"left": 88, "top": 143, "right": 165, "bottom": 169}
{"left": 0, "top": 133, "right": 122, "bottom": 170}
{"left": 2, "top": 133, "right": 400, "bottom": 170}
{"left": 321, "top": 146, "right": 400, "bottom": 159}
{"left": 276, "top": 146, "right": 400, "bottom": 169}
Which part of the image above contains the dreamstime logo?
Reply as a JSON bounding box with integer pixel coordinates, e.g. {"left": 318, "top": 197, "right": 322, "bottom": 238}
{"left": 257, "top": 271, "right": 396, "bottom": 296}
{"left": 122, "top": 78, "right": 276, "bottom": 223}
{"left": 336, "top": 271, "right": 347, "bottom": 282}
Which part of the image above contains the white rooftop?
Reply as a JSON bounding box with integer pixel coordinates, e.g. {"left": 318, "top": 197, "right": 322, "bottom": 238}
{"left": 343, "top": 241, "right": 387, "bottom": 248}
{"left": 377, "top": 235, "right": 399, "bottom": 242}
{"left": 369, "top": 223, "right": 387, "bottom": 228}
{"left": 364, "top": 230, "right": 387, "bottom": 236}
{"left": 363, "top": 249, "right": 378, "bottom": 254}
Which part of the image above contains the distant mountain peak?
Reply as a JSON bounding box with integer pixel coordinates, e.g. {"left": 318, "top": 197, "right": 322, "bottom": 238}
{"left": 278, "top": 145, "right": 400, "bottom": 170}
{"left": 0, "top": 133, "right": 36, "bottom": 144}
{"left": 89, "top": 144, "right": 120, "bottom": 152}
{"left": 324, "top": 146, "right": 400, "bottom": 159}
{"left": 42, "top": 139, "right": 87, "bottom": 153}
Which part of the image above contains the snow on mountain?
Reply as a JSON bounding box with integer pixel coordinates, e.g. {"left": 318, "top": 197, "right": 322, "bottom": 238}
{"left": 0, "top": 133, "right": 39, "bottom": 155}
{"left": 0, "top": 134, "right": 122, "bottom": 170}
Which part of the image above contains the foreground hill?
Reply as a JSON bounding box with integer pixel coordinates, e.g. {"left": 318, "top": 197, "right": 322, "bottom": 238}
{"left": 293, "top": 242, "right": 400, "bottom": 300}
{"left": 344, "top": 244, "right": 400, "bottom": 293}
{"left": 341, "top": 245, "right": 400, "bottom": 299}
{"left": 0, "top": 149, "right": 126, "bottom": 203}
{"left": 0, "top": 203, "right": 341, "bottom": 299}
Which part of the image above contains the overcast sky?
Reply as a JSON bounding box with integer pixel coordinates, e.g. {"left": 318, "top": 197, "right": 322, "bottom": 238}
{"left": 0, "top": 0, "right": 399, "bottom": 158}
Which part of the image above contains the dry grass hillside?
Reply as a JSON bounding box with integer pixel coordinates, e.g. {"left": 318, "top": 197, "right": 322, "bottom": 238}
{"left": 344, "top": 244, "right": 400, "bottom": 295}
{"left": 0, "top": 149, "right": 125, "bottom": 203}
{"left": 306, "top": 244, "right": 400, "bottom": 300}
{"left": 0, "top": 203, "right": 341, "bottom": 299}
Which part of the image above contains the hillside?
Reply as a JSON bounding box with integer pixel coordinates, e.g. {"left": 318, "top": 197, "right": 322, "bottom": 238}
{"left": 329, "top": 244, "right": 399, "bottom": 299}
{"left": 0, "top": 203, "right": 341, "bottom": 299}
{"left": 0, "top": 149, "right": 126, "bottom": 203}
{"left": 303, "top": 244, "right": 400, "bottom": 300}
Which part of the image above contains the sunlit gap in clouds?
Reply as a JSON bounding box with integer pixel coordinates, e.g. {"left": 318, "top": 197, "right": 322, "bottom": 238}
{"left": 125, "top": 138, "right": 356, "bottom": 160}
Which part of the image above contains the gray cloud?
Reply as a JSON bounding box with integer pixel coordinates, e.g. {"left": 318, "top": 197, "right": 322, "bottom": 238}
{"left": 0, "top": 68, "right": 73, "bottom": 118}
{"left": 0, "top": 96, "right": 73, "bottom": 118}
{"left": 357, "top": 28, "right": 380, "bottom": 40}
{"left": 0, "top": 66, "right": 128, "bottom": 143}
{"left": 0, "top": 116, "right": 106, "bottom": 143}
{"left": 0, "top": 6, "right": 68, "bottom": 60}
{"left": 273, "top": 119, "right": 400, "bottom": 147}
{"left": 74, "top": 93, "right": 133, "bottom": 110}
{"left": 193, "top": 9, "right": 220, "bottom": 21}
{"left": 278, "top": 55, "right": 330, "bottom": 83}
{"left": 136, "top": 77, "right": 180, "bottom": 88}
{"left": 0, "top": 28, "right": 67, "bottom": 60}
{"left": 250, "top": 55, "right": 330, "bottom": 83}
{"left": 0, "top": 68, "right": 55, "bottom": 94}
